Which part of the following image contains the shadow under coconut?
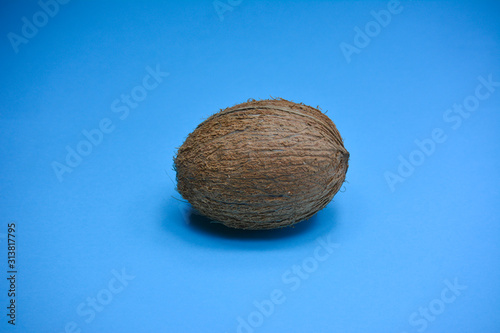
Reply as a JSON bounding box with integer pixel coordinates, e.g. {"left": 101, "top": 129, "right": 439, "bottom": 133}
{"left": 174, "top": 204, "right": 334, "bottom": 241}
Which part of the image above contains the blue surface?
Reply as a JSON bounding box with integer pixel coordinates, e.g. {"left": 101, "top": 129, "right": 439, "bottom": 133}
{"left": 1, "top": 1, "right": 500, "bottom": 332}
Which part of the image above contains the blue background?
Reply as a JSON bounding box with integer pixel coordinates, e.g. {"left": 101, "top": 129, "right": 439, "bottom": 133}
{"left": 1, "top": 0, "right": 499, "bottom": 332}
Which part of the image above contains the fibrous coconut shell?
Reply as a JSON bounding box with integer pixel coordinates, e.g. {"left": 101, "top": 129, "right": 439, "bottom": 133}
{"left": 174, "top": 98, "right": 349, "bottom": 230}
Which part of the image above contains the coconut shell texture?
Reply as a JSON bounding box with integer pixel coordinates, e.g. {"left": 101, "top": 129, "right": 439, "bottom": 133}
{"left": 174, "top": 99, "right": 349, "bottom": 230}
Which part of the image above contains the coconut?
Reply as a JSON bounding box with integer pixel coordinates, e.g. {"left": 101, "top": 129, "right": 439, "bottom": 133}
{"left": 174, "top": 98, "right": 349, "bottom": 230}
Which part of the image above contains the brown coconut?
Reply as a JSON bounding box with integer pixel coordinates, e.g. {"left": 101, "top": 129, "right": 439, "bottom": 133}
{"left": 174, "top": 98, "right": 349, "bottom": 230}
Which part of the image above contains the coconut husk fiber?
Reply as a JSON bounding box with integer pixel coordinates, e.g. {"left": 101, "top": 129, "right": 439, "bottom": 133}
{"left": 174, "top": 98, "right": 349, "bottom": 230}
